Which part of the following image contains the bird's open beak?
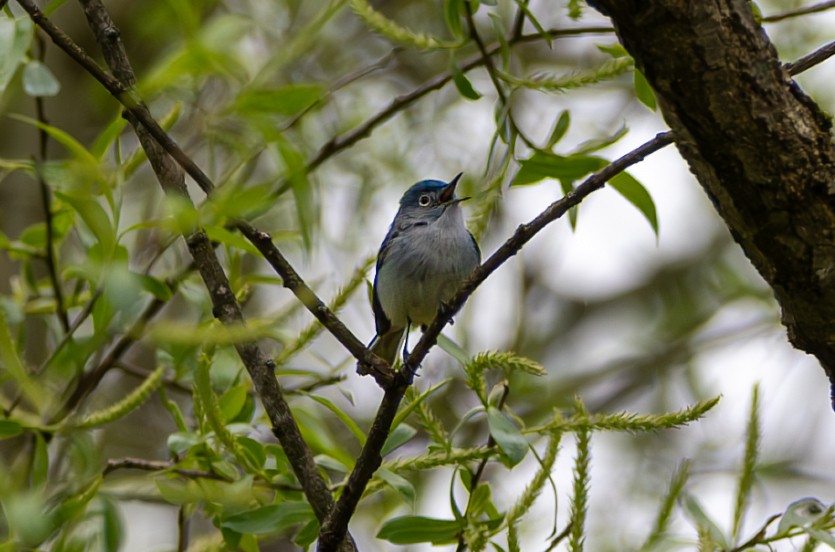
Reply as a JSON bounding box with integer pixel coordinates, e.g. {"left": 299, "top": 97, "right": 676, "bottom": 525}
{"left": 439, "top": 172, "right": 470, "bottom": 204}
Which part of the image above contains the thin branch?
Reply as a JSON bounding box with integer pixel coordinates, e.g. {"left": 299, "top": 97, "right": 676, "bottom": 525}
{"left": 237, "top": 222, "right": 394, "bottom": 387}
{"left": 103, "top": 457, "right": 304, "bottom": 492}
{"left": 32, "top": 32, "right": 69, "bottom": 334}
{"left": 785, "top": 40, "right": 835, "bottom": 75}
{"left": 762, "top": 0, "right": 835, "bottom": 23}
{"left": 320, "top": 132, "right": 675, "bottom": 549}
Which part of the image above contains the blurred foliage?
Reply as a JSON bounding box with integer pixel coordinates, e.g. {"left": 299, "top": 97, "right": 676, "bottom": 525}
{"left": 0, "top": 0, "right": 834, "bottom": 550}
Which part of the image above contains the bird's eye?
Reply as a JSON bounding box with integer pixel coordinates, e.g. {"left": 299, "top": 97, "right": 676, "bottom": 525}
{"left": 418, "top": 194, "right": 431, "bottom": 206}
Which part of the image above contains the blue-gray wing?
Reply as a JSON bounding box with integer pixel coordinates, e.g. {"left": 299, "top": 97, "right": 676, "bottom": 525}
{"left": 372, "top": 228, "right": 398, "bottom": 336}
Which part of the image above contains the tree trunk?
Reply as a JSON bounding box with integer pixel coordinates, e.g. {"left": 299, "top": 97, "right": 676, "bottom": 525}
{"left": 589, "top": 0, "right": 835, "bottom": 406}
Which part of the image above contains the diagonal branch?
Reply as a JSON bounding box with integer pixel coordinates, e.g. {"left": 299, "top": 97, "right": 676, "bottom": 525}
{"left": 318, "top": 131, "right": 674, "bottom": 549}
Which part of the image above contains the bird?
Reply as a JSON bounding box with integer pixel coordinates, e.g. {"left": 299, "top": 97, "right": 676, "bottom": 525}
{"left": 368, "top": 173, "right": 481, "bottom": 368}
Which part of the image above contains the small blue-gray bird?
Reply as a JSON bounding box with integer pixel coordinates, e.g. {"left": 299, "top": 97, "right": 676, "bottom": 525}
{"left": 369, "top": 173, "right": 481, "bottom": 366}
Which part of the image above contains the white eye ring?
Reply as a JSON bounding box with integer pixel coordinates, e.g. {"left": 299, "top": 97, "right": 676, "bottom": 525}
{"left": 418, "top": 194, "right": 431, "bottom": 206}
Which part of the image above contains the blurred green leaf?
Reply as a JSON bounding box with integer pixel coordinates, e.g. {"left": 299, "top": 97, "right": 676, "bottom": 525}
{"left": 682, "top": 494, "right": 730, "bottom": 549}
{"left": 302, "top": 392, "right": 366, "bottom": 447}
{"left": 377, "top": 515, "right": 463, "bottom": 545}
{"left": 204, "top": 225, "right": 261, "bottom": 256}
{"left": 22, "top": 60, "right": 60, "bottom": 97}
{"left": 546, "top": 110, "right": 571, "bottom": 149}
{"left": 235, "top": 84, "right": 324, "bottom": 117}
{"left": 53, "top": 192, "right": 115, "bottom": 257}
{"left": 608, "top": 172, "right": 659, "bottom": 236}
{"left": 451, "top": 58, "right": 482, "bottom": 100}
{"left": 381, "top": 423, "right": 417, "bottom": 456}
{"left": 513, "top": 152, "right": 607, "bottom": 187}
{"left": 0, "top": 419, "right": 23, "bottom": 438}
{"left": 99, "top": 497, "right": 124, "bottom": 552}
{"left": 487, "top": 406, "right": 528, "bottom": 466}
{"left": 0, "top": 17, "right": 33, "bottom": 95}
{"left": 219, "top": 385, "right": 249, "bottom": 423}
{"left": 221, "top": 502, "right": 314, "bottom": 535}
{"left": 377, "top": 468, "right": 416, "bottom": 505}
{"left": 444, "top": 0, "right": 464, "bottom": 39}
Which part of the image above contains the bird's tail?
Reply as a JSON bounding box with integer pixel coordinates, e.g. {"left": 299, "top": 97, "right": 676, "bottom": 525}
{"left": 370, "top": 329, "right": 405, "bottom": 368}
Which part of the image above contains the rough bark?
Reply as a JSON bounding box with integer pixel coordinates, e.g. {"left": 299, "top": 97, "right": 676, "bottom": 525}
{"left": 589, "top": 0, "right": 835, "bottom": 405}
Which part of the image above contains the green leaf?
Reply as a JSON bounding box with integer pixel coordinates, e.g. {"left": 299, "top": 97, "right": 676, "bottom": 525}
{"left": 22, "top": 60, "right": 60, "bottom": 97}
{"left": 0, "top": 419, "right": 23, "bottom": 439}
{"left": 0, "top": 17, "right": 33, "bottom": 95}
{"left": 444, "top": 0, "right": 464, "bottom": 39}
{"left": 221, "top": 502, "right": 314, "bottom": 535}
{"left": 513, "top": 152, "right": 607, "bottom": 187}
{"left": 53, "top": 192, "right": 115, "bottom": 256}
{"left": 546, "top": 111, "right": 571, "bottom": 149}
{"left": 100, "top": 497, "right": 124, "bottom": 552}
{"left": 204, "top": 225, "right": 261, "bottom": 256}
{"left": 381, "top": 423, "right": 417, "bottom": 456}
{"left": 219, "top": 385, "right": 248, "bottom": 423}
{"left": 777, "top": 498, "right": 827, "bottom": 535}
{"left": 450, "top": 58, "right": 481, "bottom": 100}
{"left": 633, "top": 69, "right": 657, "bottom": 111}
{"left": 376, "top": 468, "right": 416, "bottom": 505}
{"left": 136, "top": 274, "right": 173, "bottom": 301}
{"left": 682, "top": 494, "right": 731, "bottom": 549}
{"left": 486, "top": 406, "right": 528, "bottom": 466}
{"left": 32, "top": 432, "right": 49, "bottom": 489}
{"left": 236, "top": 436, "right": 267, "bottom": 470}
{"left": 235, "top": 83, "right": 324, "bottom": 117}
{"left": 301, "top": 392, "right": 366, "bottom": 446}
{"left": 608, "top": 172, "right": 659, "bottom": 236}
{"left": 377, "top": 515, "right": 463, "bottom": 545}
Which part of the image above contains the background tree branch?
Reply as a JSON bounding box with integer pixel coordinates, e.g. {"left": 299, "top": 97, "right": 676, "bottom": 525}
{"left": 589, "top": 0, "right": 835, "bottom": 405}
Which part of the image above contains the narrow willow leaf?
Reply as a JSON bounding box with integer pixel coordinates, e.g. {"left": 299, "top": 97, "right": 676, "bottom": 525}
{"left": 640, "top": 460, "right": 691, "bottom": 551}
{"left": 682, "top": 494, "right": 731, "bottom": 549}
{"left": 0, "top": 17, "right": 33, "bottom": 94}
{"left": 54, "top": 191, "right": 116, "bottom": 257}
{"left": 608, "top": 172, "right": 659, "bottom": 236}
{"left": 0, "top": 419, "right": 23, "bottom": 439}
{"left": 221, "top": 502, "right": 314, "bottom": 535}
{"left": 634, "top": 69, "right": 657, "bottom": 111}
{"left": 0, "top": 307, "right": 45, "bottom": 411}
{"left": 513, "top": 152, "right": 607, "bottom": 187}
{"left": 301, "top": 392, "right": 367, "bottom": 446}
{"left": 22, "top": 61, "right": 60, "bottom": 97}
{"left": 377, "top": 515, "right": 463, "bottom": 545}
{"left": 546, "top": 111, "right": 571, "bottom": 149}
{"left": 444, "top": 0, "right": 464, "bottom": 40}
{"left": 235, "top": 84, "right": 324, "bottom": 117}
{"left": 450, "top": 59, "right": 482, "bottom": 100}
{"left": 376, "top": 468, "right": 416, "bottom": 505}
{"left": 487, "top": 406, "right": 528, "bottom": 466}
{"left": 381, "top": 424, "right": 418, "bottom": 456}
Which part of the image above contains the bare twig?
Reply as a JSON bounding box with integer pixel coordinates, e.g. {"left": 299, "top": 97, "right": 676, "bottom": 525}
{"left": 32, "top": 32, "right": 69, "bottom": 334}
{"left": 762, "top": 0, "right": 835, "bottom": 22}
{"left": 785, "top": 40, "right": 835, "bottom": 75}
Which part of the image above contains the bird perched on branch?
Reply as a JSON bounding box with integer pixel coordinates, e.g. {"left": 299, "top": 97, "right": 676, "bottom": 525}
{"left": 368, "top": 173, "right": 481, "bottom": 367}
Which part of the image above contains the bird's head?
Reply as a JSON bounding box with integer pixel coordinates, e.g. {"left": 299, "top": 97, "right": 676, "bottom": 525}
{"left": 399, "top": 173, "right": 469, "bottom": 217}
